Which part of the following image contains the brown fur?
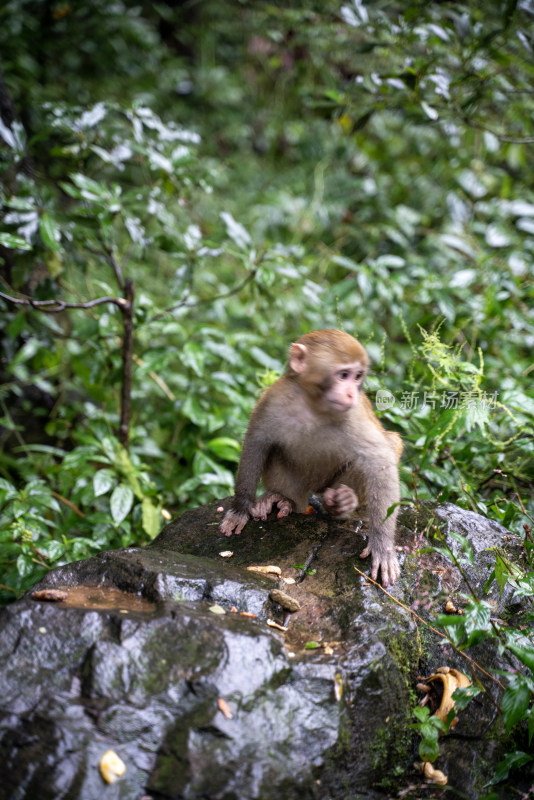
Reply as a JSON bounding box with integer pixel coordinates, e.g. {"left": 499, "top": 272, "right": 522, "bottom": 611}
{"left": 220, "top": 329, "right": 402, "bottom": 586}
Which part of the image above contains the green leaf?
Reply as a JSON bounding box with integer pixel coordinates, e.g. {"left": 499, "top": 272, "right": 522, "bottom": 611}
{"left": 40, "top": 540, "right": 64, "bottom": 561}
{"left": 529, "top": 707, "right": 534, "bottom": 745}
{"left": 452, "top": 685, "right": 482, "bottom": 710}
{"left": 412, "top": 705, "right": 430, "bottom": 722}
{"left": 12, "top": 500, "right": 29, "bottom": 519}
{"left": 502, "top": 677, "right": 531, "bottom": 734}
{"left": 110, "top": 485, "right": 134, "bottom": 525}
{"left": 0, "top": 233, "right": 32, "bottom": 251}
{"left": 464, "top": 599, "right": 492, "bottom": 633}
{"left": 486, "top": 751, "right": 533, "bottom": 786}
{"left": 141, "top": 498, "right": 160, "bottom": 539}
{"left": 70, "top": 172, "right": 109, "bottom": 201}
{"left": 423, "top": 407, "right": 463, "bottom": 447}
{"left": 220, "top": 211, "right": 251, "bottom": 249}
{"left": 93, "top": 469, "right": 116, "bottom": 497}
{"left": 0, "top": 479, "right": 18, "bottom": 502}
{"left": 181, "top": 396, "right": 207, "bottom": 426}
{"left": 182, "top": 341, "right": 205, "bottom": 376}
{"left": 304, "top": 641, "right": 319, "bottom": 649}
{"left": 206, "top": 437, "right": 241, "bottom": 462}
{"left": 507, "top": 642, "right": 534, "bottom": 674}
{"left": 16, "top": 554, "right": 34, "bottom": 578}
{"left": 39, "top": 212, "right": 61, "bottom": 251}
{"left": 418, "top": 735, "right": 440, "bottom": 763}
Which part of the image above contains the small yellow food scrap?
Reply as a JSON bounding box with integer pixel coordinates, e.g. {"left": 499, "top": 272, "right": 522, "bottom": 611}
{"left": 209, "top": 604, "right": 226, "bottom": 615}
{"left": 444, "top": 598, "right": 463, "bottom": 614}
{"left": 423, "top": 762, "right": 448, "bottom": 786}
{"left": 32, "top": 589, "right": 68, "bottom": 602}
{"left": 99, "top": 750, "right": 126, "bottom": 784}
{"left": 161, "top": 509, "right": 172, "bottom": 521}
{"left": 269, "top": 589, "right": 301, "bottom": 612}
{"left": 267, "top": 618, "right": 288, "bottom": 632}
{"left": 217, "top": 698, "right": 233, "bottom": 719}
{"left": 219, "top": 550, "right": 234, "bottom": 558}
{"left": 247, "top": 565, "right": 282, "bottom": 576}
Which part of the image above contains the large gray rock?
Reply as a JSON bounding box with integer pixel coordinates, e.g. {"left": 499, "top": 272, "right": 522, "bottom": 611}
{"left": 0, "top": 501, "right": 527, "bottom": 799}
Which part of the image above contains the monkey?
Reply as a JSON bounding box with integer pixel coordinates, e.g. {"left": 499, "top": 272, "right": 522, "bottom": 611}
{"left": 219, "top": 329, "right": 403, "bottom": 587}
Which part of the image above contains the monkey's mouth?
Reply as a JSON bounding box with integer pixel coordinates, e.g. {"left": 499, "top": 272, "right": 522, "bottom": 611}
{"left": 328, "top": 401, "right": 354, "bottom": 412}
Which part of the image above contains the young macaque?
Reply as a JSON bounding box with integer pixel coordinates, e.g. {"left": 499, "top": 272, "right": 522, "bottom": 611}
{"left": 220, "top": 329, "right": 403, "bottom": 587}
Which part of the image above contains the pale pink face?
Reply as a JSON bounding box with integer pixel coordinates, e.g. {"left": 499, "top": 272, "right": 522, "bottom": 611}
{"left": 324, "top": 361, "right": 366, "bottom": 412}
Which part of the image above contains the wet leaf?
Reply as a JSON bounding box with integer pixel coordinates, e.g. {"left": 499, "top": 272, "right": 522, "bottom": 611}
{"left": 110, "top": 485, "right": 134, "bottom": 525}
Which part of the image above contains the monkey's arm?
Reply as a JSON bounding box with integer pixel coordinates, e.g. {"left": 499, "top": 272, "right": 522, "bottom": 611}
{"left": 219, "top": 424, "right": 273, "bottom": 536}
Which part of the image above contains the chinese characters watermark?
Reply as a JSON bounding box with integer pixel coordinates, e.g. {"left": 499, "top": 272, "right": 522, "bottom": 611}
{"left": 375, "top": 389, "right": 498, "bottom": 412}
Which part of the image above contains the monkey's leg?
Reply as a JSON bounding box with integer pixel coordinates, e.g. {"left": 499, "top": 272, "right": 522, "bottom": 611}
{"left": 251, "top": 492, "right": 293, "bottom": 521}
{"left": 360, "top": 541, "right": 400, "bottom": 588}
{"left": 323, "top": 484, "right": 359, "bottom": 517}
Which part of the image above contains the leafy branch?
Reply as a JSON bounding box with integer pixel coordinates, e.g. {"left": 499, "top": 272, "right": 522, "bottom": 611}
{"left": 0, "top": 285, "right": 134, "bottom": 448}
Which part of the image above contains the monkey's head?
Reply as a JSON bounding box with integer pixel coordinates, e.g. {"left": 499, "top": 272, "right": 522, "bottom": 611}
{"left": 287, "top": 329, "right": 369, "bottom": 414}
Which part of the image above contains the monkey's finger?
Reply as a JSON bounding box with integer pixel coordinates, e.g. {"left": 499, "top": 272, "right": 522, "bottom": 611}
{"left": 360, "top": 545, "right": 371, "bottom": 559}
{"left": 234, "top": 518, "right": 248, "bottom": 535}
{"left": 323, "top": 488, "right": 336, "bottom": 506}
{"left": 370, "top": 558, "right": 379, "bottom": 583}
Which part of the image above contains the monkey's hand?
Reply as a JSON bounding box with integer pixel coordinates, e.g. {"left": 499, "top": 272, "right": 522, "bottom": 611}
{"left": 251, "top": 492, "right": 293, "bottom": 521}
{"left": 323, "top": 484, "right": 359, "bottom": 518}
{"left": 360, "top": 543, "right": 400, "bottom": 588}
{"left": 220, "top": 508, "right": 250, "bottom": 537}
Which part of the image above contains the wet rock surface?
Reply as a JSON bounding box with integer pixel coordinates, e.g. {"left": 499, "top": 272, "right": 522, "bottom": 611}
{"left": 0, "top": 501, "right": 526, "bottom": 799}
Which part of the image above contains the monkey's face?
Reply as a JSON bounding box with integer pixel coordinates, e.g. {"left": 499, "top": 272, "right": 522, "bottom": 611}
{"left": 323, "top": 361, "right": 366, "bottom": 412}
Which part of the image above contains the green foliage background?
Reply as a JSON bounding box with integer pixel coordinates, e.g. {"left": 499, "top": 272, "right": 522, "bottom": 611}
{"left": 1, "top": 0, "right": 534, "bottom": 782}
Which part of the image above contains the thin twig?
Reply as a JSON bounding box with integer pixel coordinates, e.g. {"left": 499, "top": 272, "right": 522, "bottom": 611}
{"left": 353, "top": 565, "right": 505, "bottom": 690}
{"left": 119, "top": 278, "right": 134, "bottom": 449}
{"left": 515, "top": 492, "right": 534, "bottom": 527}
{"left": 0, "top": 290, "right": 127, "bottom": 312}
{"left": 149, "top": 267, "right": 259, "bottom": 321}
{"left": 51, "top": 491, "right": 85, "bottom": 518}
{"left": 132, "top": 354, "right": 176, "bottom": 400}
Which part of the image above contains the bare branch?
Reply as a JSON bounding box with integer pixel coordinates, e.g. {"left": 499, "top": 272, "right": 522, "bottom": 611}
{"left": 119, "top": 278, "right": 135, "bottom": 450}
{"left": 459, "top": 112, "right": 534, "bottom": 143}
{"left": 149, "top": 266, "right": 259, "bottom": 322}
{"left": 0, "top": 290, "right": 127, "bottom": 312}
{"left": 85, "top": 238, "right": 126, "bottom": 290}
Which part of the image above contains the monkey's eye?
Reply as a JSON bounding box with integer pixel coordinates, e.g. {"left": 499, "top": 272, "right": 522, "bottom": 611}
{"left": 339, "top": 370, "right": 351, "bottom": 380}
{"left": 355, "top": 370, "right": 364, "bottom": 381}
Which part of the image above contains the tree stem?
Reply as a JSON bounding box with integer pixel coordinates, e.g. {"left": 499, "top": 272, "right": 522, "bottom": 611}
{"left": 119, "top": 278, "right": 134, "bottom": 449}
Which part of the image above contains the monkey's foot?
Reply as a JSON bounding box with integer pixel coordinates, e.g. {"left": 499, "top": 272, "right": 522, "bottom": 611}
{"left": 251, "top": 492, "right": 293, "bottom": 521}
{"left": 323, "top": 484, "right": 359, "bottom": 518}
{"left": 360, "top": 544, "right": 400, "bottom": 588}
{"left": 219, "top": 509, "right": 250, "bottom": 537}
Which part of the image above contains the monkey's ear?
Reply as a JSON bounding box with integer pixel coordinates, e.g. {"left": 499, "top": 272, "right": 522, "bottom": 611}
{"left": 289, "top": 343, "right": 308, "bottom": 373}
